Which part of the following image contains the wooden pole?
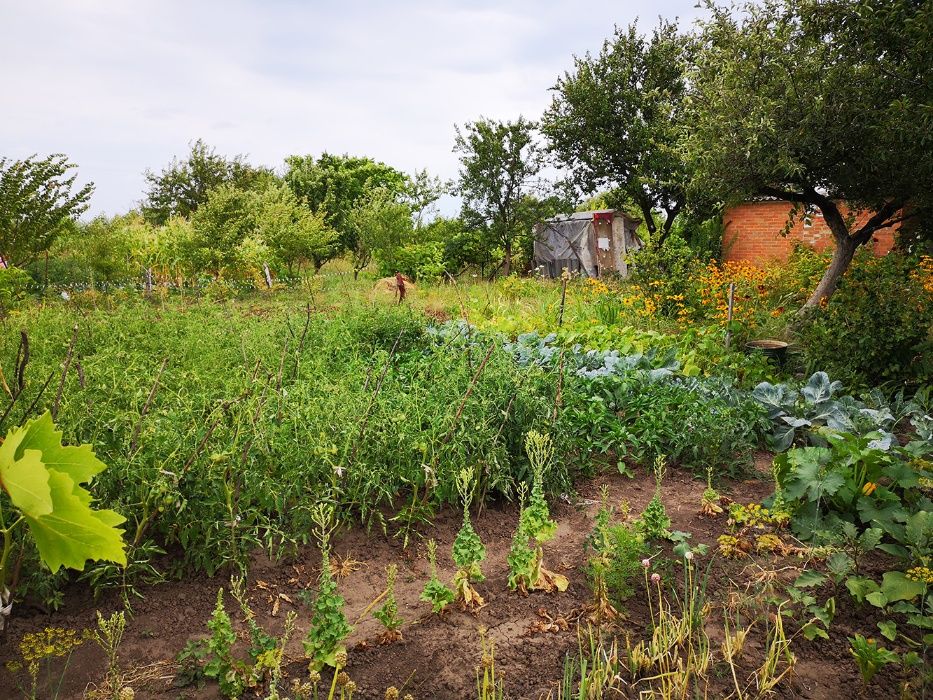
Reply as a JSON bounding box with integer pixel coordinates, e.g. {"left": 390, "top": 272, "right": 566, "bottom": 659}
{"left": 724, "top": 282, "right": 735, "bottom": 349}
{"left": 558, "top": 276, "right": 568, "bottom": 327}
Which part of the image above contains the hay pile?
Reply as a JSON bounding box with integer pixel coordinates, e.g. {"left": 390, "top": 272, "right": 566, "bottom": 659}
{"left": 371, "top": 275, "right": 416, "bottom": 302}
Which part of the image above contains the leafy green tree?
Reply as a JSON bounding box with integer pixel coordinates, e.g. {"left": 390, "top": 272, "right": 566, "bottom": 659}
{"left": 189, "top": 185, "right": 255, "bottom": 276}
{"left": 689, "top": 0, "right": 933, "bottom": 307}
{"left": 283, "top": 153, "right": 409, "bottom": 261}
{"left": 48, "top": 212, "right": 152, "bottom": 284}
{"left": 142, "top": 139, "right": 272, "bottom": 225}
{"left": 250, "top": 184, "right": 336, "bottom": 275}
{"left": 346, "top": 188, "right": 414, "bottom": 278}
{"left": 0, "top": 154, "right": 93, "bottom": 266}
{"left": 404, "top": 168, "right": 448, "bottom": 229}
{"left": 453, "top": 117, "right": 548, "bottom": 276}
{"left": 543, "top": 20, "right": 691, "bottom": 242}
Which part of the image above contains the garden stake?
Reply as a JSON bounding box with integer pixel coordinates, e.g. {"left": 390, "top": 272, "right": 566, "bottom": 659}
{"left": 51, "top": 324, "right": 79, "bottom": 420}
{"left": 725, "top": 282, "right": 735, "bottom": 349}
{"left": 20, "top": 370, "right": 55, "bottom": 424}
{"left": 558, "top": 276, "right": 568, "bottom": 326}
{"left": 129, "top": 356, "right": 168, "bottom": 455}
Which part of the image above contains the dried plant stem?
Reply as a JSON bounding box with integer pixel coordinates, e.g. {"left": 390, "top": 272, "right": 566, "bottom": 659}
{"left": 51, "top": 325, "right": 79, "bottom": 419}
{"left": 129, "top": 357, "right": 168, "bottom": 455}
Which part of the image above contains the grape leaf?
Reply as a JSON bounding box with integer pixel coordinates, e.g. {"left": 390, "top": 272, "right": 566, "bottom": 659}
{"left": 2, "top": 412, "right": 126, "bottom": 573}
{"left": 16, "top": 412, "right": 107, "bottom": 484}
{"left": 0, "top": 442, "right": 52, "bottom": 519}
{"left": 24, "top": 470, "right": 127, "bottom": 572}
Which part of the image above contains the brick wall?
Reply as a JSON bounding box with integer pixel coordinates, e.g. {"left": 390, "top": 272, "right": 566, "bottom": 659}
{"left": 722, "top": 201, "right": 897, "bottom": 264}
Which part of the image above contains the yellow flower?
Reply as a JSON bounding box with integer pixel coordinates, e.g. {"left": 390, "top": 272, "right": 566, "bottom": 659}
{"left": 862, "top": 482, "right": 877, "bottom": 496}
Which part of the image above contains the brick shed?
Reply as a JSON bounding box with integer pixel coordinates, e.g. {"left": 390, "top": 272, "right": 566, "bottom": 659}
{"left": 722, "top": 200, "right": 898, "bottom": 264}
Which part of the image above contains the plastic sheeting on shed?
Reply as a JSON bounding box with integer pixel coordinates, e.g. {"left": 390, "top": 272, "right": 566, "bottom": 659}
{"left": 533, "top": 218, "right": 595, "bottom": 277}
{"left": 533, "top": 211, "right": 642, "bottom": 278}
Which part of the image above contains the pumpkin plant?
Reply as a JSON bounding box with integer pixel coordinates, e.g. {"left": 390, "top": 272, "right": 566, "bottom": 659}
{"left": 452, "top": 469, "right": 486, "bottom": 610}
{"left": 506, "top": 431, "right": 567, "bottom": 594}
{"left": 0, "top": 412, "right": 126, "bottom": 629}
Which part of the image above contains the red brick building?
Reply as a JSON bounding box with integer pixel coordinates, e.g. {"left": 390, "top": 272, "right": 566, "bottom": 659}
{"left": 722, "top": 200, "right": 898, "bottom": 264}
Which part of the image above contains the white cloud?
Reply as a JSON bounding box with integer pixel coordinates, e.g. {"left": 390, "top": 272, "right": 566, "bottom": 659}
{"left": 0, "top": 0, "right": 702, "bottom": 216}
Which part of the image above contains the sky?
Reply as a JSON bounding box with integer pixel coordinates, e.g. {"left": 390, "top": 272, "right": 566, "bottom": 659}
{"left": 1, "top": 0, "right": 703, "bottom": 218}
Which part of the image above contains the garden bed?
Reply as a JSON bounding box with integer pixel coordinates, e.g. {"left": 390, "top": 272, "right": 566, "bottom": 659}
{"left": 0, "top": 462, "right": 911, "bottom": 700}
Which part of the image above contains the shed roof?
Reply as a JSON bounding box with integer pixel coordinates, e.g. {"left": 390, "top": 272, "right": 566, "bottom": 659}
{"left": 545, "top": 209, "right": 641, "bottom": 225}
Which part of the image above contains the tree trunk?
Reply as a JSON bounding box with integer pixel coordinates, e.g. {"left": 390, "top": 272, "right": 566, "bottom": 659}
{"left": 803, "top": 234, "right": 857, "bottom": 309}
{"left": 502, "top": 243, "right": 512, "bottom": 276}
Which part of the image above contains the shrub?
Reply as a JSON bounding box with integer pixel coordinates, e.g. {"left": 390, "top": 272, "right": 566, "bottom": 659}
{"left": 796, "top": 252, "right": 932, "bottom": 388}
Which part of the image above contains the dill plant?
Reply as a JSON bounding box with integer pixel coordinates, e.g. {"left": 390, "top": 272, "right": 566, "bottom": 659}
{"left": 452, "top": 469, "right": 486, "bottom": 610}
{"left": 419, "top": 539, "right": 454, "bottom": 613}
{"left": 507, "top": 431, "right": 567, "bottom": 593}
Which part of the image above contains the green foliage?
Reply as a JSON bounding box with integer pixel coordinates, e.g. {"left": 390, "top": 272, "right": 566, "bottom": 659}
{"left": 586, "top": 494, "right": 647, "bottom": 607}
{"left": 0, "top": 154, "right": 93, "bottom": 266}
{"left": 284, "top": 152, "right": 409, "bottom": 260}
{"left": 347, "top": 187, "right": 415, "bottom": 277}
{"left": 771, "top": 429, "right": 931, "bottom": 542}
{"left": 304, "top": 505, "right": 352, "bottom": 671}
{"left": 796, "top": 252, "right": 932, "bottom": 387}
{"left": 420, "top": 539, "right": 455, "bottom": 614}
{"left": 142, "top": 139, "right": 271, "bottom": 225}
{"left": 627, "top": 235, "right": 702, "bottom": 317}
{"left": 204, "top": 588, "right": 248, "bottom": 698}
{"left": 543, "top": 19, "right": 691, "bottom": 238}
{"left": 0, "top": 412, "right": 126, "bottom": 601}
{"left": 303, "top": 551, "right": 352, "bottom": 671}
{"left": 848, "top": 634, "right": 899, "bottom": 685}
{"left": 373, "top": 564, "right": 403, "bottom": 634}
{"left": 0, "top": 265, "right": 31, "bottom": 317}
{"left": 454, "top": 117, "right": 554, "bottom": 275}
{"left": 635, "top": 456, "right": 671, "bottom": 541}
{"left": 452, "top": 469, "right": 485, "bottom": 580}
{"left": 689, "top": 0, "right": 933, "bottom": 306}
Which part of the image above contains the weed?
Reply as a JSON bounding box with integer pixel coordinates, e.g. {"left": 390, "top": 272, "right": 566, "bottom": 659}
{"left": 420, "top": 539, "right": 455, "bottom": 613}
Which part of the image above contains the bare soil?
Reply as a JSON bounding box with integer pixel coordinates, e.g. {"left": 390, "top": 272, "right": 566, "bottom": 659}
{"left": 0, "top": 459, "right": 916, "bottom": 699}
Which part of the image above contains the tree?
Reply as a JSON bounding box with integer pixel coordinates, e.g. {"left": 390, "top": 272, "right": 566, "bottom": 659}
{"left": 283, "top": 153, "right": 409, "bottom": 261}
{"left": 346, "top": 188, "right": 414, "bottom": 279}
{"left": 453, "top": 117, "right": 548, "bottom": 276}
{"left": 251, "top": 184, "right": 336, "bottom": 275}
{"left": 189, "top": 185, "right": 254, "bottom": 276}
{"left": 404, "top": 169, "right": 448, "bottom": 229}
{"left": 543, "top": 20, "right": 691, "bottom": 243}
{"left": 190, "top": 183, "right": 336, "bottom": 278}
{"left": 689, "top": 0, "right": 933, "bottom": 308}
{"left": 0, "top": 154, "right": 93, "bottom": 266}
{"left": 142, "top": 139, "right": 272, "bottom": 225}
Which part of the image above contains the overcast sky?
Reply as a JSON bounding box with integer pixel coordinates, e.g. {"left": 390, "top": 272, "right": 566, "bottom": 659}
{"left": 1, "top": 0, "right": 702, "bottom": 217}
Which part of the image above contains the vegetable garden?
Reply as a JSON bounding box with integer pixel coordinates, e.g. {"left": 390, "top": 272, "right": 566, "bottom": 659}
{"left": 0, "top": 270, "right": 930, "bottom": 699}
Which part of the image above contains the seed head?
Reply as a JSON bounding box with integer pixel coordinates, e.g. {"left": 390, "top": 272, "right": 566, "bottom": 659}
{"left": 334, "top": 649, "right": 349, "bottom": 668}
{"left": 651, "top": 573, "right": 661, "bottom": 583}
{"left": 385, "top": 687, "right": 400, "bottom": 700}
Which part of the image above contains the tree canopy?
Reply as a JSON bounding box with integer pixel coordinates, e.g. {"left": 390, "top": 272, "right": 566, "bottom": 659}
{"left": 543, "top": 19, "right": 691, "bottom": 242}
{"left": 688, "top": 0, "right": 933, "bottom": 306}
{"left": 283, "top": 153, "right": 409, "bottom": 260}
{"left": 454, "top": 116, "right": 555, "bottom": 276}
{"left": 0, "top": 154, "right": 93, "bottom": 267}
{"left": 142, "top": 139, "right": 272, "bottom": 225}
